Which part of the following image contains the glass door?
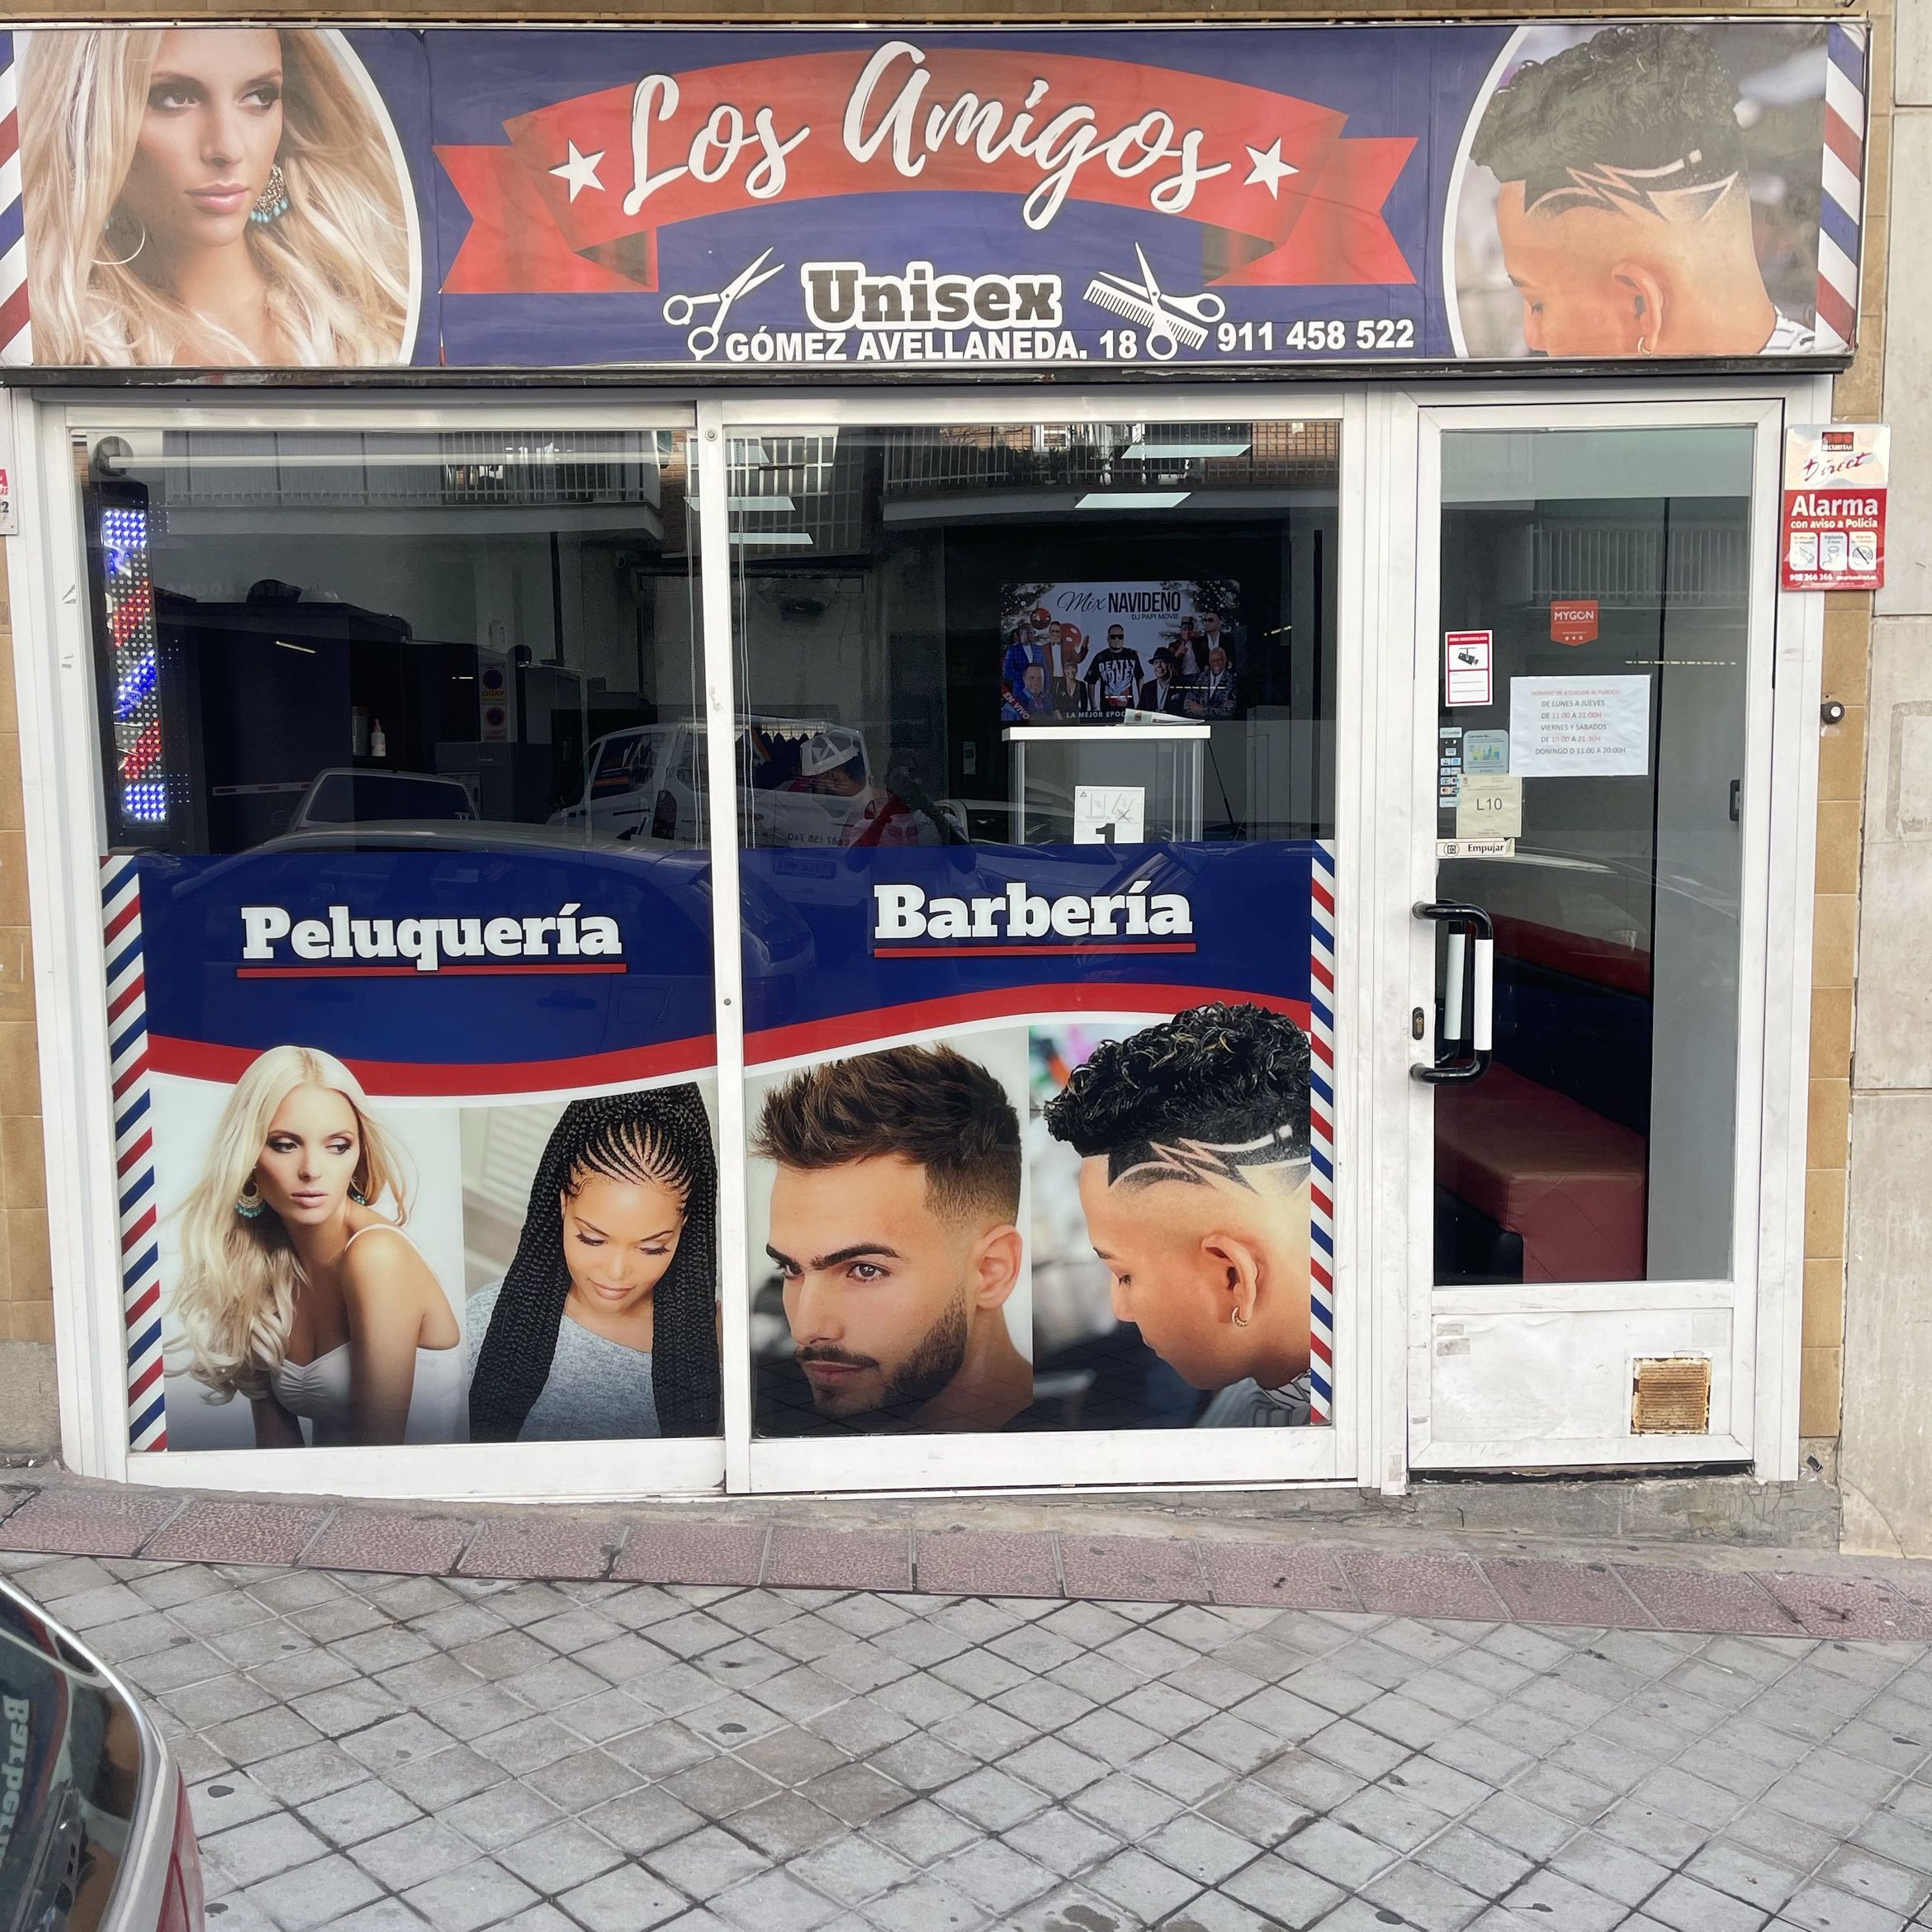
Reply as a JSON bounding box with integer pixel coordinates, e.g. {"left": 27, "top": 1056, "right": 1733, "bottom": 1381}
{"left": 1409, "top": 405, "right": 1782, "bottom": 1469}
{"left": 715, "top": 400, "right": 1363, "bottom": 1491}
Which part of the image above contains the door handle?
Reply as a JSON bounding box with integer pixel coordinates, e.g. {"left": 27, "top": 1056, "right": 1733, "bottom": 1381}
{"left": 1411, "top": 900, "right": 1493, "bottom": 1084}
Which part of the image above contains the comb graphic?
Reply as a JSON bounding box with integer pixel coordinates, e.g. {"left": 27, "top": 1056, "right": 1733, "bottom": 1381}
{"left": 1083, "top": 245, "right": 1224, "bottom": 362}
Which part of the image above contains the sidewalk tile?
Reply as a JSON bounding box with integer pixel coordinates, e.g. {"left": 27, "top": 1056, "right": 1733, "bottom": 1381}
{"left": 146, "top": 1502, "right": 324, "bottom": 1566}
{"left": 0, "top": 1486, "right": 182, "bottom": 1556}
{"left": 303, "top": 1511, "right": 469, "bottom": 1577}
{"left": 1617, "top": 1565, "right": 1807, "bottom": 1636}
{"left": 916, "top": 1531, "right": 1060, "bottom": 1598}
{"left": 458, "top": 1518, "right": 615, "bottom": 1581}
{"left": 1482, "top": 1559, "right": 1655, "bottom": 1630}
{"left": 1060, "top": 1535, "right": 1205, "bottom": 1603}
{"left": 765, "top": 1529, "right": 912, "bottom": 1593}
{"left": 618, "top": 1522, "right": 768, "bottom": 1587}
{"left": 1338, "top": 1551, "right": 1508, "bottom": 1622}
{"left": 1759, "top": 1573, "right": 1932, "bottom": 1641}
{"left": 1200, "top": 1542, "right": 1361, "bottom": 1612}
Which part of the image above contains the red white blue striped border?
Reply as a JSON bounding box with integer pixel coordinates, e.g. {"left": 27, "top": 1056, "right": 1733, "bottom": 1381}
{"left": 1816, "top": 23, "right": 1867, "bottom": 351}
{"left": 103, "top": 856, "right": 165, "bottom": 1452}
{"left": 1309, "top": 841, "right": 1335, "bottom": 1425}
{"left": 0, "top": 32, "right": 28, "bottom": 366}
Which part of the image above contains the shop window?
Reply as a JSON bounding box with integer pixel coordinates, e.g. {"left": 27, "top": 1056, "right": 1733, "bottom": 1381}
{"left": 727, "top": 419, "right": 1342, "bottom": 1441}
{"left": 82, "top": 426, "right": 723, "bottom": 1456}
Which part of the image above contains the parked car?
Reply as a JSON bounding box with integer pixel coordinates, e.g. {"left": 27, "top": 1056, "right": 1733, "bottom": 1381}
{"left": 286, "top": 768, "right": 476, "bottom": 833}
{"left": 0, "top": 1574, "right": 202, "bottom": 1932}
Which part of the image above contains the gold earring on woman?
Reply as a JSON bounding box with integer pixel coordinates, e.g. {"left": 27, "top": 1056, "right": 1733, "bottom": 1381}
{"left": 235, "top": 1177, "right": 265, "bottom": 1220}
{"left": 250, "top": 163, "right": 291, "bottom": 228}
{"left": 1231, "top": 1307, "right": 1249, "bottom": 1328}
{"left": 1636, "top": 335, "right": 1654, "bottom": 356}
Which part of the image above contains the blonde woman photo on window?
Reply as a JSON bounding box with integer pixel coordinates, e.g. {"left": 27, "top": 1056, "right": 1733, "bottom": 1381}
{"left": 19, "top": 26, "right": 411, "bottom": 367}
{"left": 171, "top": 1045, "right": 461, "bottom": 1448}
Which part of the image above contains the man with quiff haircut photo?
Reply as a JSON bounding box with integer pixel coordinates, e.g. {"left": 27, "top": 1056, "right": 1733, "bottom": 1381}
{"left": 753, "top": 1043, "right": 1032, "bottom": 1435}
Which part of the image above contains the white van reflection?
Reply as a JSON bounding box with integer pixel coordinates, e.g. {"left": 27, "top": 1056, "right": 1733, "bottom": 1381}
{"left": 551, "top": 721, "right": 968, "bottom": 848}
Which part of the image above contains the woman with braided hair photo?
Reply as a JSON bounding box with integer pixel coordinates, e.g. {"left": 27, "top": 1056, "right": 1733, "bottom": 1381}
{"left": 466, "top": 1087, "right": 721, "bottom": 1443}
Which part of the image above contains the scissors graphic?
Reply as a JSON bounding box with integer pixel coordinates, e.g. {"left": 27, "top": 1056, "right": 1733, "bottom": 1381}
{"left": 662, "top": 249, "right": 786, "bottom": 360}
{"left": 1083, "top": 244, "right": 1226, "bottom": 362}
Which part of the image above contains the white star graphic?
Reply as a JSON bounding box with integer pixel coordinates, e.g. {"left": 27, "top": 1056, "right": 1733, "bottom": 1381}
{"left": 550, "top": 141, "right": 605, "bottom": 203}
{"left": 1244, "top": 139, "right": 1300, "bottom": 200}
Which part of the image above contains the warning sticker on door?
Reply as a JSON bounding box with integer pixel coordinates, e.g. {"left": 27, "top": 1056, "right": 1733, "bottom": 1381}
{"left": 1444, "top": 631, "right": 1493, "bottom": 708}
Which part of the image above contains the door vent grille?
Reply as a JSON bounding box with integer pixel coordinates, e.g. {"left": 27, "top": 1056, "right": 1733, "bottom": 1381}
{"left": 1631, "top": 1356, "right": 1712, "bottom": 1434}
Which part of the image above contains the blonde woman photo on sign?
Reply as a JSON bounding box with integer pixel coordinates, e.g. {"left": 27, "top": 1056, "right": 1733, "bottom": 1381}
{"left": 19, "top": 26, "right": 411, "bottom": 367}
{"left": 171, "top": 1045, "right": 461, "bottom": 1448}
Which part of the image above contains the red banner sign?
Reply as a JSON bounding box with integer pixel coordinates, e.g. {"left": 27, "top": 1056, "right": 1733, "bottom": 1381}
{"left": 1550, "top": 599, "right": 1598, "bottom": 645}
{"left": 437, "top": 42, "right": 1415, "bottom": 296}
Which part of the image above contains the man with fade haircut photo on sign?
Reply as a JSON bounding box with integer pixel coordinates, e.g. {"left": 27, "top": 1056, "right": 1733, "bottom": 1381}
{"left": 754, "top": 1044, "right": 1033, "bottom": 1435}
{"left": 1046, "top": 1002, "right": 1317, "bottom": 1427}
{"left": 1471, "top": 22, "right": 1816, "bottom": 358}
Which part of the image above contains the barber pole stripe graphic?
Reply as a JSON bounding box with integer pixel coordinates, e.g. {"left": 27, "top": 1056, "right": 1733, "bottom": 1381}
{"left": 0, "top": 33, "right": 28, "bottom": 366}
{"left": 1816, "top": 24, "right": 1867, "bottom": 351}
{"left": 103, "top": 857, "right": 165, "bottom": 1451}
{"left": 1308, "top": 841, "right": 1335, "bottom": 1424}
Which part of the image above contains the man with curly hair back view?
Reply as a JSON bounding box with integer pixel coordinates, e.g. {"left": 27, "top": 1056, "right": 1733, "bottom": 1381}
{"left": 1472, "top": 22, "right": 1815, "bottom": 358}
{"left": 1045, "top": 1002, "right": 1318, "bottom": 1428}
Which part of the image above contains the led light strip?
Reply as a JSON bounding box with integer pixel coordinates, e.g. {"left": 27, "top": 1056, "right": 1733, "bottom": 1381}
{"left": 103, "top": 855, "right": 166, "bottom": 1452}
{"left": 99, "top": 502, "right": 170, "bottom": 826}
{"left": 1308, "top": 840, "right": 1335, "bottom": 1425}
{"left": 1816, "top": 24, "right": 1868, "bottom": 351}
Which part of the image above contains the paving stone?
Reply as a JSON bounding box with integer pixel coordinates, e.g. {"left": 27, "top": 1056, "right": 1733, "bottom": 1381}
{"left": 916, "top": 1531, "right": 1060, "bottom": 1598}
{"left": 1499, "top": 1866, "right": 1627, "bottom": 1932}
{"left": 1482, "top": 1558, "right": 1656, "bottom": 1631}
{"left": 302, "top": 1511, "right": 469, "bottom": 1577}
{"left": 1360, "top": 1857, "right": 1489, "bottom": 1932}
{"left": 1221, "top": 1851, "right": 1347, "bottom": 1927}
{"left": 765, "top": 1529, "right": 912, "bottom": 1593}
{"left": 247, "top": 1851, "right": 383, "bottom": 1931}
{"left": 203, "top": 1811, "right": 331, "bottom": 1887}
{"left": 459, "top": 1518, "right": 617, "bottom": 1582}
{"left": 0, "top": 1487, "right": 182, "bottom": 1556}
{"left": 1338, "top": 1551, "right": 1508, "bottom": 1622}
{"left": 398, "top": 1859, "right": 537, "bottom": 1932}
{"left": 495, "top": 1819, "right": 625, "bottom": 1892}
{"left": 1548, "top": 1827, "right": 1674, "bottom": 1908}
{"left": 351, "top": 1817, "right": 477, "bottom": 1891}
{"left": 556, "top": 1862, "right": 689, "bottom": 1932}
{"left": 1060, "top": 1534, "right": 1206, "bottom": 1604}
{"left": 614, "top": 1523, "right": 766, "bottom": 1587}
{"left": 146, "top": 1503, "right": 324, "bottom": 1567}
{"left": 1618, "top": 1566, "right": 1808, "bottom": 1638}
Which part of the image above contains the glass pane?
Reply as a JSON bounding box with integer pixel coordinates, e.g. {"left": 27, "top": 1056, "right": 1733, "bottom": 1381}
{"left": 83, "top": 425, "right": 722, "bottom": 1451}
{"left": 1432, "top": 426, "right": 1753, "bottom": 1286}
{"left": 729, "top": 420, "right": 1341, "bottom": 1438}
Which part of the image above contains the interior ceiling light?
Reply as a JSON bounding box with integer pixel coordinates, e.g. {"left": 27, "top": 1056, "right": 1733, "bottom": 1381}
{"left": 728, "top": 531, "right": 814, "bottom": 546}
{"left": 1074, "top": 491, "right": 1191, "bottom": 510}
{"left": 1119, "top": 442, "right": 1251, "bottom": 459}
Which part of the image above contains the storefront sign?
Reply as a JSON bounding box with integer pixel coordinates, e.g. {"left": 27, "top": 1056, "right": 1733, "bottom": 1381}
{"left": 1550, "top": 600, "right": 1599, "bottom": 646}
{"left": 1509, "top": 675, "right": 1651, "bottom": 777}
{"left": 1, "top": 20, "right": 1866, "bottom": 372}
{"left": 1782, "top": 424, "right": 1889, "bottom": 590}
